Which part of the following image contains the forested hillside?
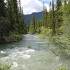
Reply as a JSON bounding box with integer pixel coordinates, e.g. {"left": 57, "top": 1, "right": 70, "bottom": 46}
{"left": 24, "top": 11, "right": 43, "bottom": 26}
{"left": 29, "top": 0, "right": 70, "bottom": 59}
{"left": 0, "top": 0, "right": 27, "bottom": 43}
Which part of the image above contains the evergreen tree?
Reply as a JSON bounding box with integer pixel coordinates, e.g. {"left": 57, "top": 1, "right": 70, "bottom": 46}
{"left": 29, "top": 13, "right": 35, "bottom": 34}
{"left": 56, "top": 0, "right": 62, "bottom": 10}
{"left": 42, "top": 4, "right": 47, "bottom": 28}
{"left": 35, "top": 20, "right": 41, "bottom": 33}
{"left": 64, "top": 0, "right": 67, "bottom": 10}
{"left": 18, "top": 8, "right": 27, "bottom": 34}
{"left": 51, "top": 0, "right": 56, "bottom": 34}
{"left": 0, "top": 0, "right": 27, "bottom": 43}
{"left": 47, "top": 1, "right": 53, "bottom": 29}
{"left": 7, "top": 0, "right": 16, "bottom": 31}
{"left": 0, "top": 0, "right": 9, "bottom": 43}
{"left": 7, "top": 0, "right": 27, "bottom": 34}
{"left": 0, "top": 0, "right": 6, "bottom": 17}
{"left": 63, "top": 1, "right": 70, "bottom": 37}
{"left": 55, "top": 0, "right": 63, "bottom": 34}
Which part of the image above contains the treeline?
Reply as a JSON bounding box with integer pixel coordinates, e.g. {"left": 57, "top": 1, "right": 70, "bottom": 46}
{"left": 29, "top": 0, "right": 70, "bottom": 54}
{"left": 0, "top": 0, "right": 27, "bottom": 43}
{"left": 47, "top": 0, "right": 70, "bottom": 54}
{"left": 29, "top": 0, "right": 63, "bottom": 35}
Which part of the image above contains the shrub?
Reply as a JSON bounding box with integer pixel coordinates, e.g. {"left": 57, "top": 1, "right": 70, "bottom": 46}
{"left": 58, "top": 67, "right": 69, "bottom": 70}
{"left": 0, "top": 63, "right": 11, "bottom": 70}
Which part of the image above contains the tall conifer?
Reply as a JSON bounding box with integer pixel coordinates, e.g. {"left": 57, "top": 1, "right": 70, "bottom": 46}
{"left": 42, "top": 4, "right": 47, "bottom": 28}
{"left": 29, "top": 13, "right": 35, "bottom": 34}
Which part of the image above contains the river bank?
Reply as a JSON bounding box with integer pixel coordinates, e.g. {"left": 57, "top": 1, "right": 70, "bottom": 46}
{"left": 0, "top": 34, "right": 22, "bottom": 44}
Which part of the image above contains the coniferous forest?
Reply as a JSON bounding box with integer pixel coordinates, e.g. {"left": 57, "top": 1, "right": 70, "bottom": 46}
{"left": 0, "top": 0, "right": 70, "bottom": 70}
{"left": 0, "top": 0, "right": 27, "bottom": 43}
{"left": 29, "top": 0, "right": 70, "bottom": 54}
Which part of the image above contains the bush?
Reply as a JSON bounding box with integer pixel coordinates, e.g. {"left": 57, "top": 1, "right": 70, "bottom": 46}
{"left": 58, "top": 67, "right": 69, "bottom": 70}
{"left": 39, "top": 27, "right": 52, "bottom": 39}
{"left": 0, "top": 63, "right": 11, "bottom": 70}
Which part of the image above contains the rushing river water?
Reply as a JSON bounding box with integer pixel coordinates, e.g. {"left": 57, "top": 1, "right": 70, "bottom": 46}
{"left": 0, "top": 34, "right": 70, "bottom": 70}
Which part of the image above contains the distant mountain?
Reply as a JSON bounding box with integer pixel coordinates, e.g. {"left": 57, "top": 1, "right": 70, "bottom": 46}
{"left": 24, "top": 11, "right": 43, "bottom": 26}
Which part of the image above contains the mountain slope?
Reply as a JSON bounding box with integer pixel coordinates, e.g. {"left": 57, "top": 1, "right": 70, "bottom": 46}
{"left": 24, "top": 11, "right": 43, "bottom": 26}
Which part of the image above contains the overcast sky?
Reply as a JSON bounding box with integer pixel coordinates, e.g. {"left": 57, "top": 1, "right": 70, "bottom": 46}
{"left": 20, "top": 0, "right": 56, "bottom": 15}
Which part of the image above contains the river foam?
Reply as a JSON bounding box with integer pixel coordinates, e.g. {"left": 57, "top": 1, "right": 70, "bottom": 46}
{"left": 25, "top": 49, "right": 35, "bottom": 53}
{"left": 22, "top": 54, "right": 31, "bottom": 59}
{"left": 12, "top": 62, "right": 18, "bottom": 68}
{"left": 0, "top": 51, "right": 6, "bottom": 54}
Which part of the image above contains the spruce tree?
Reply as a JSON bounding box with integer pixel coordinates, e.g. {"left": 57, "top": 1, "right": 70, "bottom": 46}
{"left": 29, "top": 13, "right": 35, "bottom": 34}
{"left": 18, "top": 8, "right": 27, "bottom": 34}
{"left": 47, "top": 1, "right": 52, "bottom": 28}
{"left": 42, "top": 4, "right": 47, "bottom": 28}
{"left": 51, "top": 0, "right": 56, "bottom": 34}
{"left": 64, "top": 0, "right": 66, "bottom": 10}
{"left": 63, "top": 1, "right": 70, "bottom": 37}
{"left": 0, "top": 0, "right": 6, "bottom": 17}
{"left": 0, "top": 0, "right": 5, "bottom": 42}
{"left": 7, "top": 0, "right": 16, "bottom": 31}
{"left": 55, "top": 0, "right": 63, "bottom": 34}
{"left": 56, "top": 0, "right": 62, "bottom": 10}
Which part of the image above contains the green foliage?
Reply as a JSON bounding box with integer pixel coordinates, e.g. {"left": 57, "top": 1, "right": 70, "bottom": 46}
{"left": 56, "top": 0, "right": 62, "bottom": 10}
{"left": 51, "top": 0, "right": 56, "bottom": 34}
{"left": 29, "top": 13, "right": 35, "bottom": 34}
{"left": 35, "top": 20, "right": 42, "bottom": 34}
{"left": 47, "top": 11, "right": 52, "bottom": 28}
{"left": 42, "top": 4, "right": 47, "bottom": 27}
{"left": 48, "top": 34, "right": 70, "bottom": 56}
{"left": 39, "top": 27, "right": 52, "bottom": 39}
{"left": 0, "top": 63, "right": 11, "bottom": 70}
{"left": 39, "top": 0, "right": 70, "bottom": 57}
{"left": 0, "top": 0, "right": 27, "bottom": 43}
{"left": 46, "top": 0, "right": 70, "bottom": 56}
{"left": 58, "top": 26, "right": 65, "bottom": 34}
{"left": 58, "top": 67, "right": 69, "bottom": 70}
{"left": 0, "top": 32, "right": 22, "bottom": 43}
{"left": 0, "top": 0, "right": 6, "bottom": 17}
{"left": 47, "top": 0, "right": 56, "bottom": 34}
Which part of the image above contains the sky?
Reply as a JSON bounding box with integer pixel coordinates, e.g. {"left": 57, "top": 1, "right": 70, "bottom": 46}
{"left": 21, "top": 0, "right": 56, "bottom": 15}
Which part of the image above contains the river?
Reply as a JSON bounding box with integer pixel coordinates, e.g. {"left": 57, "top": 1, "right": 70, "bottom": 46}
{"left": 0, "top": 34, "right": 70, "bottom": 70}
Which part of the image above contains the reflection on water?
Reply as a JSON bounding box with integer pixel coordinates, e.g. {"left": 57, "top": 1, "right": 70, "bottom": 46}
{"left": 0, "top": 34, "right": 70, "bottom": 70}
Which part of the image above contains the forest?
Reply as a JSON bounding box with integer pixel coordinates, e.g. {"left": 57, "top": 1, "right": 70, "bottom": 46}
{"left": 29, "top": 0, "right": 70, "bottom": 59}
{"left": 0, "top": 0, "right": 70, "bottom": 70}
{"left": 0, "top": 0, "right": 27, "bottom": 44}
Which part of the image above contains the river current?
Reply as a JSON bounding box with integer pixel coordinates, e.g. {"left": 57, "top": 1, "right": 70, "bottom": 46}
{"left": 0, "top": 34, "right": 70, "bottom": 70}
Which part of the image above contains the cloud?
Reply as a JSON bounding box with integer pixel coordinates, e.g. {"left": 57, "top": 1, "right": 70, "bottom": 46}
{"left": 20, "top": 0, "right": 49, "bottom": 15}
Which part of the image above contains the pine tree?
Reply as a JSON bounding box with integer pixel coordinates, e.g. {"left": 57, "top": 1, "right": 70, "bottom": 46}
{"left": 51, "top": 0, "right": 56, "bottom": 34}
{"left": 7, "top": 0, "right": 25, "bottom": 34}
{"left": 0, "top": 0, "right": 6, "bottom": 17}
{"left": 63, "top": 1, "right": 70, "bottom": 37}
{"left": 47, "top": 1, "right": 52, "bottom": 28}
{"left": 37, "top": 20, "right": 41, "bottom": 33}
{"left": 7, "top": 0, "right": 16, "bottom": 31}
{"left": 18, "top": 8, "right": 27, "bottom": 34}
{"left": 0, "top": 0, "right": 27, "bottom": 43}
{"left": 42, "top": 4, "right": 47, "bottom": 28}
{"left": 13, "top": 0, "right": 19, "bottom": 33}
{"left": 56, "top": 0, "right": 62, "bottom": 10}
{"left": 55, "top": 0, "right": 63, "bottom": 34}
{"left": 0, "top": 0, "right": 5, "bottom": 42}
{"left": 64, "top": 0, "right": 67, "bottom": 10}
{"left": 29, "top": 13, "right": 35, "bottom": 34}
